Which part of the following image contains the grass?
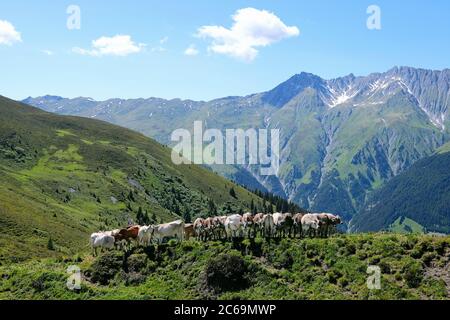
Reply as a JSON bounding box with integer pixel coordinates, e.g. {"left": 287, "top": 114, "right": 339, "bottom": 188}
{"left": 0, "top": 233, "right": 449, "bottom": 300}
{"left": 389, "top": 217, "right": 425, "bottom": 234}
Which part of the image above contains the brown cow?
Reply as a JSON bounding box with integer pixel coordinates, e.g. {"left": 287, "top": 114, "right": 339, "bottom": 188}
{"left": 203, "top": 217, "right": 218, "bottom": 240}
{"left": 242, "top": 212, "right": 255, "bottom": 238}
{"left": 114, "top": 225, "right": 139, "bottom": 250}
{"left": 253, "top": 213, "right": 265, "bottom": 237}
{"left": 184, "top": 223, "right": 196, "bottom": 240}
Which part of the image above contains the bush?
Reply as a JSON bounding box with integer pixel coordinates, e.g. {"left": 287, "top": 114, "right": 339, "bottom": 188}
{"left": 411, "top": 239, "right": 433, "bottom": 259}
{"left": 421, "top": 252, "right": 436, "bottom": 266}
{"left": 205, "top": 254, "right": 249, "bottom": 292}
{"left": 326, "top": 269, "right": 342, "bottom": 284}
{"left": 123, "top": 272, "right": 147, "bottom": 286}
{"left": 274, "top": 251, "right": 294, "bottom": 269}
{"left": 126, "top": 254, "right": 148, "bottom": 273}
{"left": 90, "top": 251, "right": 124, "bottom": 285}
{"left": 402, "top": 261, "right": 423, "bottom": 288}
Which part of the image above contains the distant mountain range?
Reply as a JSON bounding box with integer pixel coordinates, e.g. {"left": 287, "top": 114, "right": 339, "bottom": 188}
{"left": 23, "top": 66, "right": 450, "bottom": 231}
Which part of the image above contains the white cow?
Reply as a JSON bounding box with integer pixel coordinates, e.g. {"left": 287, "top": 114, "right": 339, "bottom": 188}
{"left": 272, "top": 212, "right": 294, "bottom": 237}
{"left": 301, "top": 214, "right": 322, "bottom": 237}
{"left": 150, "top": 220, "right": 185, "bottom": 244}
{"left": 104, "top": 229, "right": 120, "bottom": 237}
{"left": 138, "top": 225, "right": 153, "bottom": 245}
{"left": 224, "top": 214, "right": 243, "bottom": 239}
{"left": 90, "top": 232, "right": 115, "bottom": 256}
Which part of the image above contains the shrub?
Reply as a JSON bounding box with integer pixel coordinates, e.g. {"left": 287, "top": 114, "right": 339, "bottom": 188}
{"left": 90, "top": 251, "right": 124, "bottom": 285}
{"left": 411, "top": 239, "right": 433, "bottom": 259}
{"left": 378, "top": 260, "right": 392, "bottom": 274}
{"left": 421, "top": 252, "right": 436, "bottom": 267}
{"left": 205, "top": 254, "right": 249, "bottom": 292}
{"left": 338, "top": 276, "right": 349, "bottom": 287}
{"left": 402, "top": 261, "right": 423, "bottom": 288}
{"left": 326, "top": 269, "right": 342, "bottom": 284}
{"left": 123, "top": 272, "right": 147, "bottom": 286}
{"left": 126, "top": 254, "right": 148, "bottom": 273}
{"left": 274, "top": 251, "right": 294, "bottom": 269}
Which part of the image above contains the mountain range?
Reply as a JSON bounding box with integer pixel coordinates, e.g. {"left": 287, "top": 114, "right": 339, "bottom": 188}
{"left": 23, "top": 66, "right": 450, "bottom": 230}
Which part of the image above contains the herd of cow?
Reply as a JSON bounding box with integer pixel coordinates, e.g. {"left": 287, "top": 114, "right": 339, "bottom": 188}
{"left": 90, "top": 212, "right": 342, "bottom": 255}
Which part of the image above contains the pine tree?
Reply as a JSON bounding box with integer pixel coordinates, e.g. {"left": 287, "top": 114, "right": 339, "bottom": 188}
{"left": 208, "top": 199, "right": 218, "bottom": 216}
{"left": 47, "top": 237, "right": 55, "bottom": 251}
{"left": 183, "top": 209, "right": 192, "bottom": 223}
{"left": 137, "top": 206, "right": 144, "bottom": 224}
{"left": 229, "top": 187, "right": 237, "bottom": 198}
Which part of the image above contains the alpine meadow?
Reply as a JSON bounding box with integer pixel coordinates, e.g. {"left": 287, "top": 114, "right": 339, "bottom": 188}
{"left": 1, "top": 0, "right": 450, "bottom": 305}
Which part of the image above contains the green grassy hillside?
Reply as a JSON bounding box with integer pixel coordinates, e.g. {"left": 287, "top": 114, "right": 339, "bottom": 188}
{"left": 1, "top": 234, "right": 449, "bottom": 300}
{"left": 0, "top": 96, "right": 268, "bottom": 263}
{"left": 351, "top": 148, "right": 450, "bottom": 234}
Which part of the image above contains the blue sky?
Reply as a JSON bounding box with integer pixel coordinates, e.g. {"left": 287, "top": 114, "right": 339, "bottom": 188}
{"left": 0, "top": 0, "right": 449, "bottom": 101}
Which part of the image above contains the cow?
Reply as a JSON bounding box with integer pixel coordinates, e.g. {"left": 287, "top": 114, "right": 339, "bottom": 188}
{"left": 90, "top": 232, "right": 115, "bottom": 256}
{"left": 150, "top": 220, "right": 185, "bottom": 244}
{"left": 224, "top": 214, "right": 243, "bottom": 239}
{"left": 253, "top": 213, "right": 265, "bottom": 237}
{"left": 211, "top": 216, "right": 226, "bottom": 240}
{"left": 318, "top": 213, "right": 342, "bottom": 237}
{"left": 184, "top": 223, "right": 196, "bottom": 240}
{"left": 203, "top": 217, "right": 222, "bottom": 240}
{"left": 193, "top": 218, "right": 206, "bottom": 241}
{"left": 138, "top": 225, "right": 153, "bottom": 245}
{"left": 273, "top": 212, "right": 294, "bottom": 238}
{"left": 301, "top": 214, "right": 322, "bottom": 237}
{"left": 261, "top": 214, "right": 275, "bottom": 238}
{"left": 293, "top": 213, "right": 304, "bottom": 238}
{"left": 242, "top": 212, "right": 256, "bottom": 238}
{"left": 104, "top": 229, "right": 120, "bottom": 237}
{"left": 114, "top": 226, "right": 140, "bottom": 250}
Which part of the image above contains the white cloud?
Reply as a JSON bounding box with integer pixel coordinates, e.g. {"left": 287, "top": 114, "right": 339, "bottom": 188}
{"left": 184, "top": 44, "right": 199, "bottom": 56}
{"left": 197, "top": 7, "right": 299, "bottom": 62}
{"left": 160, "top": 36, "right": 169, "bottom": 44}
{"left": 0, "top": 20, "right": 21, "bottom": 46}
{"left": 42, "top": 49, "right": 54, "bottom": 56}
{"left": 151, "top": 46, "right": 166, "bottom": 53}
{"left": 73, "top": 35, "right": 145, "bottom": 57}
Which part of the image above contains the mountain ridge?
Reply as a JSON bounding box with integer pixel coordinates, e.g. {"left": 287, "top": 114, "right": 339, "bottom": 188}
{"left": 22, "top": 66, "right": 450, "bottom": 230}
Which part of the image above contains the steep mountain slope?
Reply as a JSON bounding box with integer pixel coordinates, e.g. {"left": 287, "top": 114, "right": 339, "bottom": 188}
{"left": 350, "top": 144, "right": 450, "bottom": 234}
{"left": 0, "top": 96, "right": 268, "bottom": 263}
{"left": 24, "top": 67, "right": 450, "bottom": 225}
